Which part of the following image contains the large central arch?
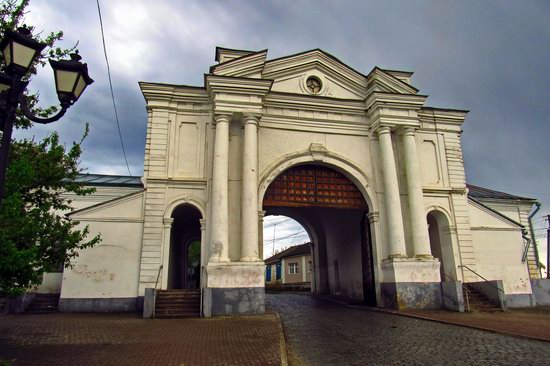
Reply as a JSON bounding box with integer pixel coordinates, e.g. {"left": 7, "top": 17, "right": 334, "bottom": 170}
{"left": 261, "top": 162, "right": 377, "bottom": 305}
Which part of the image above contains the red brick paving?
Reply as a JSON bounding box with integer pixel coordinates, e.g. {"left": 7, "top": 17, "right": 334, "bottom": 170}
{"left": 0, "top": 312, "right": 283, "bottom": 366}
{"left": 400, "top": 307, "right": 550, "bottom": 342}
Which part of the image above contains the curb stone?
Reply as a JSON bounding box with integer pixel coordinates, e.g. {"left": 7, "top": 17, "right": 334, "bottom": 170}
{"left": 274, "top": 312, "right": 289, "bottom": 366}
{"left": 347, "top": 305, "right": 550, "bottom": 344}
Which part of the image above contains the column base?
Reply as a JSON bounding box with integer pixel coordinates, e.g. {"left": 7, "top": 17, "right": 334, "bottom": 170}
{"left": 209, "top": 256, "right": 230, "bottom": 263}
{"left": 380, "top": 258, "right": 442, "bottom": 310}
{"left": 388, "top": 253, "right": 408, "bottom": 259}
{"left": 204, "top": 262, "right": 265, "bottom": 317}
{"left": 414, "top": 254, "right": 434, "bottom": 260}
{"left": 240, "top": 256, "right": 262, "bottom": 262}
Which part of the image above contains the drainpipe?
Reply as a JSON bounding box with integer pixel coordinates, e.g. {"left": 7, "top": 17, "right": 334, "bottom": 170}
{"left": 528, "top": 202, "right": 542, "bottom": 277}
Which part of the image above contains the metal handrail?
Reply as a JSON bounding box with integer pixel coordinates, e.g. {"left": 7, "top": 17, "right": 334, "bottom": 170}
{"left": 443, "top": 273, "right": 456, "bottom": 282}
{"left": 152, "top": 265, "right": 163, "bottom": 318}
{"left": 154, "top": 265, "right": 163, "bottom": 291}
{"left": 459, "top": 265, "right": 505, "bottom": 294}
{"left": 443, "top": 273, "right": 471, "bottom": 312}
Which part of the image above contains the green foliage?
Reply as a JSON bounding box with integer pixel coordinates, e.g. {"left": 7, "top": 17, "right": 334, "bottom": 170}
{"left": 0, "top": 125, "right": 101, "bottom": 296}
{"left": 0, "top": 1, "right": 100, "bottom": 296}
{"left": 0, "top": 0, "right": 77, "bottom": 128}
{"left": 188, "top": 241, "right": 201, "bottom": 267}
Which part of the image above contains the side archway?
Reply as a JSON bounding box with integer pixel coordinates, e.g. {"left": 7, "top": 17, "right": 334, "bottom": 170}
{"left": 427, "top": 208, "right": 457, "bottom": 282}
{"left": 160, "top": 202, "right": 204, "bottom": 290}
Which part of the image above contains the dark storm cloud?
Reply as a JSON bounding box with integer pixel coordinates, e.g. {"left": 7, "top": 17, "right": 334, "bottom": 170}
{"left": 16, "top": 1, "right": 550, "bottom": 239}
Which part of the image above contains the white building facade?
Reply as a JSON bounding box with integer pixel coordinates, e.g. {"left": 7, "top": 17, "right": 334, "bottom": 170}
{"left": 57, "top": 48, "right": 542, "bottom": 315}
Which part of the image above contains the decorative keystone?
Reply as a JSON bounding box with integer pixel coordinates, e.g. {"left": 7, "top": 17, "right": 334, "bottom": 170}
{"left": 309, "top": 143, "right": 328, "bottom": 161}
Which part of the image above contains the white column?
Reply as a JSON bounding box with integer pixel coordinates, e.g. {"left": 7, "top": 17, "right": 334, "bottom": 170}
{"left": 258, "top": 210, "right": 266, "bottom": 260}
{"left": 161, "top": 217, "right": 174, "bottom": 289}
{"left": 377, "top": 126, "right": 408, "bottom": 258}
{"left": 199, "top": 218, "right": 207, "bottom": 289}
{"left": 402, "top": 127, "right": 432, "bottom": 258}
{"left": 240, "top": 114, "right": 261, "bottom": 261}
{"left": 209, "top": 114, "right": 230, "bottom": 262}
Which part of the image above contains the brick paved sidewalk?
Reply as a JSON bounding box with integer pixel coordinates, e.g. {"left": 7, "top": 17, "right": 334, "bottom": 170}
{"left": 396, "top": 307, "right": 550, "bottom": 342}
{"left": 0, "top": 312, "right": 285, "bottom": 366}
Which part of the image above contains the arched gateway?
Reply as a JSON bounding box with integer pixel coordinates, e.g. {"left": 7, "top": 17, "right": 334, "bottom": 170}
{"left": 59, "top": 47, "right": 539, "bottom": 316}
{"left": 262, "top": 164, "right": 376, "bottom": 304}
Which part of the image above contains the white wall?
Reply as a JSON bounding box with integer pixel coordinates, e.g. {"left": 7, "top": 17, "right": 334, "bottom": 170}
{"left": 60, "top": 192, "right": 144, "bottom": 299}
{"left": 469, "top": 201, "right": 532, "bottom": 294}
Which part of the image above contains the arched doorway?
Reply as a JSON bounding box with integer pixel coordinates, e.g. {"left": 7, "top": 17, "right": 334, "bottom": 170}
{"left": 169, "top": 205, "right": 202, "bottom": 289}
{"left": 262, "top": 164, "right": 375, "bottom": 304}
{"left": 427, "top": 210, "right": 455, "bottom": 282}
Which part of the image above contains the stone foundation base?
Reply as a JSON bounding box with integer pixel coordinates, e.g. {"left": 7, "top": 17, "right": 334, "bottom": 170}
{"left": 381, "top": 282, "right": 442, "bottom": 310}
{"left": 58, "top": 297, "right": 139, "bottom": 312}
{"left": 203, "top": 261, "right": 265, "bottom": 317}
{"left": 203, "top": 287, "right": 265, "bottom": 316}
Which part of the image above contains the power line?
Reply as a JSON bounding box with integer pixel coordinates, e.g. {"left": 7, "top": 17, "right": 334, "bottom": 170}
{"left": 96, "top": 0, "right": 132, "bottom": 176}
{"left": 264, "top": 218, "right": 293, "bottom": 229}
{"left": 263, "top": 232, "right": 309, "bottom": 245}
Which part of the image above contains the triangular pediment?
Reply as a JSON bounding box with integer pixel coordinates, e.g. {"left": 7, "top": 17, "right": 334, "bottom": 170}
{"left": 262, "top": 49, "right": 368, "bottom": 100}
{"left": 207, "top": 47, "right": 419, "bottom": 99}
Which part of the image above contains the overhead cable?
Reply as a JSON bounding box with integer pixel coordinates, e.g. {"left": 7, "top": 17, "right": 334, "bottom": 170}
{"left": 96, "top": 0, "right": 132, "bottom": 176}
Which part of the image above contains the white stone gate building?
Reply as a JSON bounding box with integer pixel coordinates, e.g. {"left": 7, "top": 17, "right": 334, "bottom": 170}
{"left": 54, "top": 48, "right": 543, "bottom": 315}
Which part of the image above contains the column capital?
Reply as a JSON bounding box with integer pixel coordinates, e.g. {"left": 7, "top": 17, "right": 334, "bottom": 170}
{"left": 162, "top": 217, "right": 174, "bottom": 227}
{"left": 398, "top": 126, "right": 418, "bottom": 136}
{"left": 199, "top": 218, "right": 207, "bottom": 231}
{"left": 367, "top": 211, "right": 380, "bottom": 224}
{"left": 375, "top": 125, "right": 392, "bottom": 136}
{"left": 214, "top": 113, "right": 232, "bottom": 125}
{"left": 242, "top": 113, "right": 261, "bottom": 126}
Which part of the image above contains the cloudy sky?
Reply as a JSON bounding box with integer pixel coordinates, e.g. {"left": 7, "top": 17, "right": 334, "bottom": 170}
{"left": 14, "top": 0, "right": 550, "bottom": 259}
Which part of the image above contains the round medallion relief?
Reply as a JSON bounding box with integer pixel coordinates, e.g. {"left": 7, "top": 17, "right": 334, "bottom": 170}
{"left": 306, "top": 76, "right": 322, "bottom": 94}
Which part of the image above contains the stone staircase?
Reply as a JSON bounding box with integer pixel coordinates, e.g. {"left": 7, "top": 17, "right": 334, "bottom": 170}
{"left": 155, "top": 289, "right": 201, "bottom": 318}
{"left": 25, "top": 294, "right": 60, "bottom": 314}
{"left": 463, "top": 285, "right": 502, "bottom": 312}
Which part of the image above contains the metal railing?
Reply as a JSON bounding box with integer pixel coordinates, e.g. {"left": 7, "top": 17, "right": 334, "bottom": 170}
{"left": 459, "top": 265, "right": 505, "bottom": 294}
{"left": 152, "top": 265, "right": 163, "bottom": 318}
{"left": 443, "top": 272, "right": 471, "bottom": 312}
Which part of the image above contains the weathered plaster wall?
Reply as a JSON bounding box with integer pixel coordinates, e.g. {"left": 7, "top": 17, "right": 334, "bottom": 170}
{"left": 33, "top": 273, "right": 63, "bottom": 294}
{"left": 60, "top": 221, "right": 143, "bottom": 300}
{"left": 469, "top": 202, "right": 532, "bottom": 295}
{"left": 59, "top": 192, "right": 144, "bottom": 310}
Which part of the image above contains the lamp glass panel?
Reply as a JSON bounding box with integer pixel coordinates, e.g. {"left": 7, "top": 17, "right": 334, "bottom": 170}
{"left": 12, "top": 42, "right": 37, "bottom": 68}
{"left": 2, "top": 44, "right": 11, "bottom": 66}
{"left": 55, "top": 69, "right": 79, "bottom": 93}
{"left": 73, "top": 76, "right": 87, "bottom": 99}
{"left": 0, "top": 83, "right": 10, "bottom": 92}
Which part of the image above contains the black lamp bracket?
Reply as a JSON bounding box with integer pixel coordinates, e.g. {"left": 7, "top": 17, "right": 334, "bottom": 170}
{"left": 18, "top": 92, "right": 69, "bottom": 124}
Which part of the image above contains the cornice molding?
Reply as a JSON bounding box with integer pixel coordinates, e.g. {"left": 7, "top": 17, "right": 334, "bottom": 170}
{"left": 210, "top": 50, "right": 268, "bottom": 78}
{"left": 205, "top": 75, "right": 273, "bottom": 95}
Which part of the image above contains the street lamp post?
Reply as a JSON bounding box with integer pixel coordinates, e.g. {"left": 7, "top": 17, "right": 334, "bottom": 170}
{"left": 0, "top": 27, "right": 93, "bottom": 205}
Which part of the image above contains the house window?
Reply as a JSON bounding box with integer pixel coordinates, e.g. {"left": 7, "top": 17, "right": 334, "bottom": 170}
{"left": 289, "top": 262, "right": 299, "bottom": 274}
{"left": 308, "top": 261, "right": 312, "bottom": 273}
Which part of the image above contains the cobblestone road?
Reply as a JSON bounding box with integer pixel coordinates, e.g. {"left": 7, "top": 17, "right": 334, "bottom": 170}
{"left": 266, "top": 293, "right": 550, "bottom": 366}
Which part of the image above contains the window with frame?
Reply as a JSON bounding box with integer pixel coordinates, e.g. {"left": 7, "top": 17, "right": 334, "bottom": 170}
{"left": 307, "top": 261, "right": 312, "bottom": 273}
{"left": 289, "top": 262, "right": 299, "bottom": 274}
